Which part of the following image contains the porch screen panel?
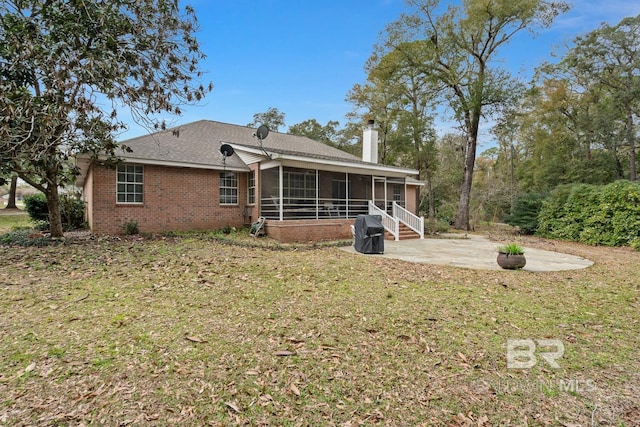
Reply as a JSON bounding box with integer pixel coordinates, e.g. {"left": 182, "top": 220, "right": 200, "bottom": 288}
{"left": 282, "top": 167, "right": 316, "bottom": 218}
{"left": 260, "top": 167, "right": 280, "bottom": 219}
{"left": 319, "top": 171, "right": 346, "bottom": 218}
{"left": 347, "top": 174, "right": 372, "bottom": 218}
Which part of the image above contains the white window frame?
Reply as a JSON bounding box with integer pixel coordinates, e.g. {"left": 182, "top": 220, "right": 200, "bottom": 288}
{"left": 248, "top": 170, "right": 256, "bottom": 205}
{"left": 220, "top": 172, "right": 238, "bottom": 205}
{"left": 116, "top": 164, "right": 144, "bottom": 204}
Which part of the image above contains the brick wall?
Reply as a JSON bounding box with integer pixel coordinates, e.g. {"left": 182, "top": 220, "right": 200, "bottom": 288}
{"left": 406, "top": 184, "right": 419, "bottom": 214}
{"left": 87, "top": 163, "right": 246, "bottom": 234}
{"left": 264, "top": 219, "right": 353, "bottom": 243}
{"left": 85, "top": 161, "right": 420, "bottom": 240}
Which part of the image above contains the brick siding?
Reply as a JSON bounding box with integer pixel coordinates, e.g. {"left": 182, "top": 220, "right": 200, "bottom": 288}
{"left": 264, "top": 219, "right": 353, "bottom": 243}
{"left": 85, "top": 162, "right": 421, "bottom": 242}
{"left": 87, "top": 163, "right": 246, "bottom": 235}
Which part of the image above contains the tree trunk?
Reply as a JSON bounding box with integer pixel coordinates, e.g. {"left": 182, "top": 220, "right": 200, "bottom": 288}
{"left": 455, "top": 128, "right": 478, "bottom": 230}
{"left": 5, "top": 175, "right": 18, "bottom": 209}
{"left": 455, "top": 161, "right": 473, "bottom": 230}
{"left": 425, "top": 167, "right": 435, "bottom": 223}
{"left": 45, "top": 185, "right": 64, "bottom": 238}
{"left": 627, "top": 106, "right": 636, "bottom": 181}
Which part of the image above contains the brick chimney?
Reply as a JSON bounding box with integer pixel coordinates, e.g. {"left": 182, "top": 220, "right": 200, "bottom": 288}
{"left": 362, "top": 119, "right": 378, "bottom": 163}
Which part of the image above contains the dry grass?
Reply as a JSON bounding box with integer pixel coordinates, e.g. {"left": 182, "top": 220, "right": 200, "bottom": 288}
{"left": 0, "top": 230, "right": 638, "bottom": 426}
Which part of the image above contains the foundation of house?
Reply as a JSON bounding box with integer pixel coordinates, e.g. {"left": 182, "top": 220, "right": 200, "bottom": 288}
{"left": 264, "top": 219, "right": 354, "bottom": 243}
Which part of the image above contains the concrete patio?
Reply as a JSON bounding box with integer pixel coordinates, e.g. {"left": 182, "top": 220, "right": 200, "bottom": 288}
{"left": 341, "top": 234, "right": 594, "bottom": 272}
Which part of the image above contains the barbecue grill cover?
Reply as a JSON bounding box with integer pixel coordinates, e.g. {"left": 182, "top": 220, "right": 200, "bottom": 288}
{"left": 354, "top": 215, "right": 384, "bottom": 254}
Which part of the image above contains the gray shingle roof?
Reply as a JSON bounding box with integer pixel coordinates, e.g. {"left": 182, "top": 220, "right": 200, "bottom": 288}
{"left": 117, "top": 120, "right": 362, "bottom": 168}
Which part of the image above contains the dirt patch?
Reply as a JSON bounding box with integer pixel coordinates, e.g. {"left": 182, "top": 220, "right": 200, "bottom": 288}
{"left": 0, "top": 208, "right": 26, "bottom": 216}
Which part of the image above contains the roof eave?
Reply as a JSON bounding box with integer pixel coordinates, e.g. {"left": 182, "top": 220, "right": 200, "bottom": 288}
{"left": 73, "top": 153, "right": 250, "bottom": 187}
{"left": 272, "top": 153, "right": 419, "bottom": 176}
{"left": 231, "top": 145, "right": 419, "bottom": 176}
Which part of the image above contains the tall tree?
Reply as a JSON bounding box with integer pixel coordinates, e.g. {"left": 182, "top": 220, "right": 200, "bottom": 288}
{"left": 0, "top": 0, "right": 211, "bottom": 237}
{"left": 288, "top": 119, "right": 342, "bottom": 147}
{"left": 430, "top": 133, "right": 466, "bottom": 223}
{"left": 368, "top": 48, "right": 438, "bottom": 220}
{"left": 247, "top": 107, "right": 286, "bottom": 132}
{"left": 378, "top": 0, "right": 569, "bottom": 230}
{"left": 345, "top": 80, "right": 404, "bottom": 165}
{"left": 513, "top": 79, "right": 621, "bottom": 192}
{"left": 560, "top": 15, "right": 640, "bottom": 181}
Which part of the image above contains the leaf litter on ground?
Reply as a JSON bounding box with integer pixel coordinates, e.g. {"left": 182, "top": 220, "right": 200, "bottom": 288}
{"left": 0, "top": 232, "right": 638, "bottom": 425}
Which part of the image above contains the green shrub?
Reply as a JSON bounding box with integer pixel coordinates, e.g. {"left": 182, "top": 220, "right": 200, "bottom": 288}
{"left": 123, "top": 221, "right": 139, "bottom": 235}
{"left": 537, "top": 181, "right": 640, "bottom": 248}
{"left": 504, "top": 193, "right": 545, "bottom": 235}
{"left": 59, "top": 194, "right": 86, "bottom": 230}
{"left": 23, "top": 193, "right": 49, "bottom": 222}
{"left": 425, "top": 219, "right": 451, "bottom": 234}
{"left": 23, "top": 193, "right": 86, "bottom": 231}
{"left": 0, "top": 229, "right": 53, "bottom": 247}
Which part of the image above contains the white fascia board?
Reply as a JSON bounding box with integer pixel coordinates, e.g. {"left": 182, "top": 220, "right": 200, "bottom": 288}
{"left": 231, "top": 145, "right": 419, "bottom": 176}
{"left": 124, "top": 157, "right": 250, "bottom": 172}
{"left": 79, "top": 154, "right": 250, "bottom": 173}
{"left": 260, "top": 159, "right": 282, "bottom": 170}
{"left": 276, "top": 153, "right": 419, "bottom": 176}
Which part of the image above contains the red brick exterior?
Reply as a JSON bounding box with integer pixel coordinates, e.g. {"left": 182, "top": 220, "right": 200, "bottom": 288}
{"left": 405, "top": 184, "right": 420, "bottom": 214}
{"left": 86, "top": 163, "right": 247, "bottom": 235}
{"left": 264, "top": 219, "right": 354, "bottom": 243}
{"left": 84, "top": 162, "right": 422, "bottom": 242}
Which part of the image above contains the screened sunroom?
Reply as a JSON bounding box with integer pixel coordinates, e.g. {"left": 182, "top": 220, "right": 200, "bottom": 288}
{"left": 259, "top": 165, "right": 408, "bottom": 221}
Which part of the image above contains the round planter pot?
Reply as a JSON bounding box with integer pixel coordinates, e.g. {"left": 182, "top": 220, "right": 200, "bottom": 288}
{"left": 497, "top": 253, "right": 526, "bottom": 270}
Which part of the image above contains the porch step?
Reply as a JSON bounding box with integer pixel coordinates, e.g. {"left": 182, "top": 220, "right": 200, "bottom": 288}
{"left": 386, "top": 223, "right": 421, "bottom": 240}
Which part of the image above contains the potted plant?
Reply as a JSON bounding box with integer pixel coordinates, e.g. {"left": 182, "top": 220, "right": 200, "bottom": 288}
{"left": 496, "top": 243, "right": 526, "bottom": 270}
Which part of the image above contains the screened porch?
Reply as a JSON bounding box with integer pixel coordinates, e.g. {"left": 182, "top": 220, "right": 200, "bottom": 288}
{"left": 259, "top": 166, "right": 407, "bottom": 220}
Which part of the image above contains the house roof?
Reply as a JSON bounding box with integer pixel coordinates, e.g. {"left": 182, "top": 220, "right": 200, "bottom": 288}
{"left": 116, "top": 119, "right": 365, "bottom": 165}
{"left": 76, "top": 120, "right": 419, "bottom": 185}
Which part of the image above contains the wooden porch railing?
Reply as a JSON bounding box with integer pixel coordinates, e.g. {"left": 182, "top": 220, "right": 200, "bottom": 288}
{"left": 393, "top": 201, "right": 424, "bottom": 239}
{"left": 368, "top": 201, "right": 399, "bottom": 241}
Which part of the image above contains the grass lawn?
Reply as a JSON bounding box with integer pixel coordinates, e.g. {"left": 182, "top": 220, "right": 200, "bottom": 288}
{"left": 0, "top": 211, "right": 30, "bottom": 234}
{"left": 0, "top": 229, "right": 638, "bottom": 426}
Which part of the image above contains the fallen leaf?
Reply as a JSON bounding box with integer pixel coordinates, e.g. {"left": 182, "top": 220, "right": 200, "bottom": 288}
{"left": 185, "top": 335, "right": 207, "bottom": 343}
{"left": 225, "top": 401, "right": 241, "bottom": 413}
{"left": 477, "top": 415, "right": 489, "bottom": 426}
{"left": 274, "top": 350, "right": 296, "bottom": 357}
{"left": 290, "top": 383, "right": 301, "bottom": 396}
{"left": 24, "top": 362, "right": 36, "bottom": 373}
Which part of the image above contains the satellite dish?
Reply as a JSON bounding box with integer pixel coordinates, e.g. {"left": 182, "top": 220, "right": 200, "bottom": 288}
{"left": 256, "top": 124, "right": 269, "bottom": 140}
{"left": 220, "top": 143, "right": 234, "bottom": 158}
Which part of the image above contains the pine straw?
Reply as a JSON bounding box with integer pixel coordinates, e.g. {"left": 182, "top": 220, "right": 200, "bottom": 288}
{"left": 0, "top": 235, "right": 638, "bottom": 426}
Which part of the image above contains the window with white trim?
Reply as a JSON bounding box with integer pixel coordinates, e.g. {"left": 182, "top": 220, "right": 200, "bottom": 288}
{"left": 393, "top": 184, "right": 403, "bottom": 202}
{"left": 220, "top": 172, "right": 238, "bottom": 205}
{"left": 248, "top": 171, "right": 256, "bottom": 205}
{"left": 283, "top": 170, "right": 316, "bottom": 200}
{"left": 116, "top": 164, "right": 143, "bottom": 204}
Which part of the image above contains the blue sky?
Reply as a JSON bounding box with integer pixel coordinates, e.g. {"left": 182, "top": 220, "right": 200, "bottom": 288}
{"left": 121, "top": 0, "right": 640, "bottom": 140}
